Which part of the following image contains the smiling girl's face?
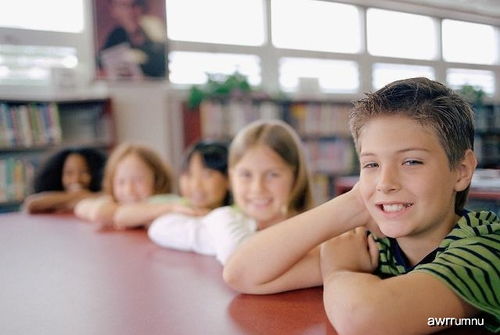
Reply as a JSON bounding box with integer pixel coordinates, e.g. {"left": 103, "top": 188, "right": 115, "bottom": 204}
{"left": 113, "top": 154, "right": 155, "bottom": 204}
{"left": 180, "top": 152, "right": 229, "bottom": 210}
{"left": 230, "top": 145, "right": 295, "bottom": 230}
{"left": 62, "top": 154, "right": 91, "bottom": 192}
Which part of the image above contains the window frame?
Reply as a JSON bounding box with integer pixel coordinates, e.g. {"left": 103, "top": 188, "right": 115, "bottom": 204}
{"left": 167, "top": 0, "right": 500, "bottom": 101}
{"left": 1, "top": 0, "right": 500, "bottom": 101}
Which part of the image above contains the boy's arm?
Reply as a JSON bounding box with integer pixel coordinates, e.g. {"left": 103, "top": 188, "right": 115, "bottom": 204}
{"left": 320, "top": 229, "right": 479, "bottom": 335}
{"left": 23, "top": 190, "right": 94, "bottom": 214}
{"left": 223, "top": 186, "right": 373, "bottom": 294}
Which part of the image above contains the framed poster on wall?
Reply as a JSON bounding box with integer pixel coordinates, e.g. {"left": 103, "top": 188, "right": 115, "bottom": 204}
{"left": 93, "top": 0, "right": 167, "bottom": 80}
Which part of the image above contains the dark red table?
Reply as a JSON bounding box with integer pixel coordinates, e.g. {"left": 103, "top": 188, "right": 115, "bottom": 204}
{"left": 0, "top": 213, "right": 493, "bottom": 335}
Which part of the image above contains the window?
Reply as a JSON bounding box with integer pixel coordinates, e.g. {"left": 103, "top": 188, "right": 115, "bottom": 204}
{"left": 372, "top": 63, "right": 435, "bottom": 89}
{"left": 271, "top": 0, "right": 361, "bottom": 53}
{"left": 167, "top": 0, "right": 265, "bottom": 46}
{"left": 367, "top": 9, "right": 437, "bottom": 60}
{"left": 0, "top": 45, "right": 78, "bottom": 86}
{"left": 442, "top": 20, "right": 497, "bottom": 65}
{"left": 279, "top": 57, "right": 359, "bottom": 93}
{"left": 0, "top": 0, "right": 83, "bottom": 33}
{"left": 446, "top": 68, "right": 495, "bottom": 95}
{"left": 168, "top": 51, "right": 261, "bottom": 85}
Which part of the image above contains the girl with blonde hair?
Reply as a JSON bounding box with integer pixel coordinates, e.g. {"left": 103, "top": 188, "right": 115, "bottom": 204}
{"left": 148, "top": 119, "right": 314, "bottom": 264}
{"left": 76, "top": 142, "right": 203, "bottom": 229}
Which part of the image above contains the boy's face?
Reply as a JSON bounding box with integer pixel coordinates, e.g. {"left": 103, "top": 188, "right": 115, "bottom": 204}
{"left": 358, "top": 115, "right": 462, "bottom": 240}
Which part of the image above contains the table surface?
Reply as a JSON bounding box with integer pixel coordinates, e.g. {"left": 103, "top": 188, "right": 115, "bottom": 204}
{"left": 0, "top": 213, "right": 494, "bottom": 335}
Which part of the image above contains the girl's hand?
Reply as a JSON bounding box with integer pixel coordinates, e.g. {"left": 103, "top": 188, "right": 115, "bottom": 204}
{"left": 66, "top": 183, "right": 86, "bottom": 193}
{"left": 170, "top": 204, "right": 210, "bottom": 217}
{"left": 320, "top": 227, "right": 379, "bottom": 278}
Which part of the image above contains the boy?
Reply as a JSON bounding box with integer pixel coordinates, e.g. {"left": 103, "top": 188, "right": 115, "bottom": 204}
{"left": 223, "top": 78, "right": 499, "bottom": 334}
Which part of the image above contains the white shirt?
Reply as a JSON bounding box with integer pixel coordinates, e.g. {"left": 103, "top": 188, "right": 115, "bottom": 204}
{"left": 147, "top": 206, "right": 257, "bottom": 265}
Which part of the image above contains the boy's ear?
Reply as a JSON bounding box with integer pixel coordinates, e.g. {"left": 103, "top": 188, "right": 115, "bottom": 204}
{"left": 454, "top": 149, "right": 477, "bottom": 192}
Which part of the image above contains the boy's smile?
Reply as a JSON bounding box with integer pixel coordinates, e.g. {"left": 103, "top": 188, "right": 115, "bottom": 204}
{"left": 376, "top": 201, "right": 414, "bottom": 216}
{"left": 358, "top": 115, "right": 463, "bottom": 250}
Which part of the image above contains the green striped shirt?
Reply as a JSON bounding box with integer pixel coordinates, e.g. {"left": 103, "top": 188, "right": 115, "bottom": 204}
{"left": 375, "top": 210, "right": 500, "bottom": 332}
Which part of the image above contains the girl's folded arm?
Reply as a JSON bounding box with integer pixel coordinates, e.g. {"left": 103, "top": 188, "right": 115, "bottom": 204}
{"left": 75, "top": 196, "right": 117, "bottom": 225}
{"left": 113, "top": 202, "right": 205, "bottom": 229}
{"left": 148, "top": 213, "right": 212, "bottom": 254}
{"left": 23, "top": 190, "right": 92, "bottom": 213}
{"left": 113, "top": 202, "right": 176, "bottom": 229}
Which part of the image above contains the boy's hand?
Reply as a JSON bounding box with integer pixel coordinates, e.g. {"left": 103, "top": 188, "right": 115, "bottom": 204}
{"left": 347, "top": 183, "right": 384, "bottom": 238}
{"left": 320, "top": 227, "right": 379, "bottom": 278}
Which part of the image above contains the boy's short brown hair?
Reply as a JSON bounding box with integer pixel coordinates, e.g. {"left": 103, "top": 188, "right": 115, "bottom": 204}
{"left": 103, "top": 142, "right": 172, "bottom": 201}
{"left": 350, "top": 77, "right": 475, "bottom": 213}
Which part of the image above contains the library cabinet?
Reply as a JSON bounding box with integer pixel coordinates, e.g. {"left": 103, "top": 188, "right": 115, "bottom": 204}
{"left": 183, "top": 97, "right": 500, "bottom": 206}
{"left": 0, "top": 97, "right": 115, "bottom": 212}
{"left": 474, "top": 104, "right": 500, "bottom": 169}
{"left": 182, "top": 97, "right": 358, "bottom": 205}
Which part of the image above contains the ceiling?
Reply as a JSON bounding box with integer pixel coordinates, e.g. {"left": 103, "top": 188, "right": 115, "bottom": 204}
{"left": 402, "top": 0, "right": 500, "bottom": 18}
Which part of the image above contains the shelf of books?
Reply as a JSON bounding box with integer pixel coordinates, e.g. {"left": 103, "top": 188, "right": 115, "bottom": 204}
{"left": 0, "top": 98, "right": 115, "bottom": 212}
{"left": 474, "top": 104, "right": 500, "bottom": 169}
{"left": 183, "top": 98, "right": 357, "bottom": 205}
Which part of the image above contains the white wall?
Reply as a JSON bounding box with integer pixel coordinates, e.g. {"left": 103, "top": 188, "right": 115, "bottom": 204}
{"left": 107, "top": 82, "right": 183, "bottom": 164}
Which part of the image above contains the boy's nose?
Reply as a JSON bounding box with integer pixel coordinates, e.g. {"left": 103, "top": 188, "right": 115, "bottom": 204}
{"left": 376, "top": 166, "right": 400, "bottom": 193}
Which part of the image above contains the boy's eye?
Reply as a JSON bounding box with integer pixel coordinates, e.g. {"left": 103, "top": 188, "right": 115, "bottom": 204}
{"left": 403, "top": 160, "right": 423, "bottom": 166}
{"left": 362, "top": 162, "right": 378, "bottom": 169}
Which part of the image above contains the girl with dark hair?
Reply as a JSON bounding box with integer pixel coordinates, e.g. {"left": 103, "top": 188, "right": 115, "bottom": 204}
{"left": 179, "top": 140, "right": 231, "bottom": 210}
{"left": 23, "top": 147, "right": 107, "bottom": 213}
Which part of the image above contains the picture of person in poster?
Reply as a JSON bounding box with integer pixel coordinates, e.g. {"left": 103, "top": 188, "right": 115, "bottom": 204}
{"left": 95, "top": 0, "right": 167, "bottom": 80}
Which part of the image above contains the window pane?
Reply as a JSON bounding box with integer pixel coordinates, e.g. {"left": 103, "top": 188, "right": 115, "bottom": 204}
{"left": 446, "top": 68, "right": 495, "bottom": 95}
{"left": 0, "top": 0, "right": 83, "bottom": 33}
{"left": 372, "top": 63, "right": 435, "bottom": 89}
{"left": 272, "top": 0, "right": 361, "bottom": 53}
{"left": 167, "top": 0, "right": 265, "bottom": 46}
{"left": 367, "top": 9, "right": 437, "bottom": 60}
{"left": 279, "top": 58, "right": 359, "bottom": 93}
{"left": 442, "top": 20, "right": 497, "bottom": 65}
{"left": 0, "top": 45, "right": 78, "bottom": 86}
{"left": 169, "top": 51, "right": 261, "bottom": 85}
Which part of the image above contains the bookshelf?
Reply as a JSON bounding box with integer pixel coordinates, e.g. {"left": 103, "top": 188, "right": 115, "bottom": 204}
{"left": 0, "top": 97, "right": 115, "bottom": 212}
{"left": 183, "top": 97, "right": 357, "bottom": 205}
{"left": 474, "top": 104, "right": 500, "bottom": 169}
